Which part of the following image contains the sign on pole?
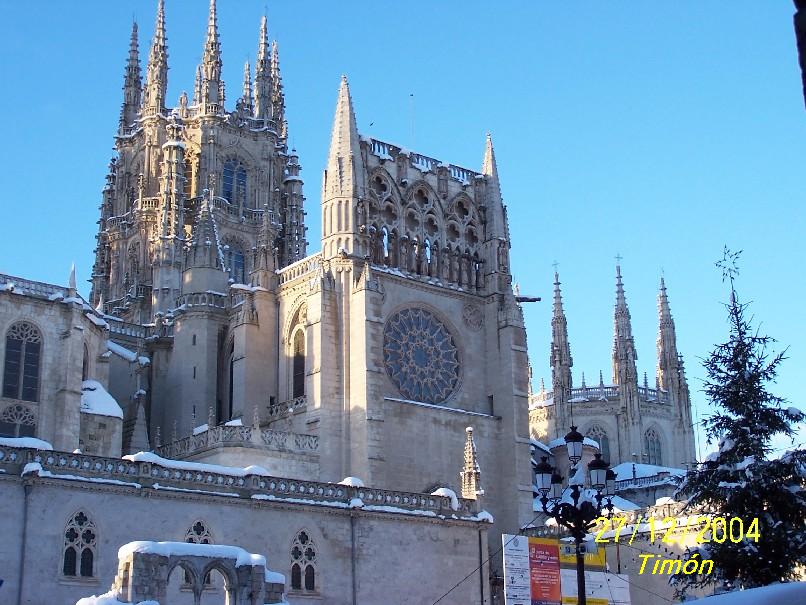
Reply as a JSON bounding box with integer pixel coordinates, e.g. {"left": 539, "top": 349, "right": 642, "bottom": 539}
{"left": 503, "top": 534, "right": 561, "bottom": 605}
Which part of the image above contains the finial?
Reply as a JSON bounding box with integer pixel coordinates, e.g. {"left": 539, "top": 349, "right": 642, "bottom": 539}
{"left": 539, "top": 377, "right": 546, "bottom": 393}
{"left": 581, "top": 372, "right": 587, "bottom": 389}
{"left": 643, "top": 372, "right": 649, "bottom": 390}
{"left": 599, "top": 370, "right": 604, "bottom": 387}
{"left": 68, "top": 263, "right": 77, "bottom": 291}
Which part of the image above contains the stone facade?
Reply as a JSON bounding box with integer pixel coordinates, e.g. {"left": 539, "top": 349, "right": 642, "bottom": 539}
{"left": 529, "top": 271, "right": 697, "bottom": 472}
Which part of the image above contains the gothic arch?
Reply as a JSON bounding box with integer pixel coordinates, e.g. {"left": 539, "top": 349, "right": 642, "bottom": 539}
{"left": 3, "top": 320, "right": 43, "bottom": 402}
{"left": 583, "top": 423, "right": 612, "bottom": 464}
{"left": 644, "top": 424, "right": 664, "bottom": 466}
{"left": 62, "top": 510, "right": 98, "bottom": 579}
{"left": 403, "top": 179, "right": 444, "bottom": 215}
{"left": 220, "top": 233, "right": 250, "bottom": 284}
{"left": 289, "top": 528, "right": 319, "bottom": 593}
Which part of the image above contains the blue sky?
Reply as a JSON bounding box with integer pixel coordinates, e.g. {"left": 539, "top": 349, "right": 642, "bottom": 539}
{"left": 0, "top": 1, "right": 803, "bottom": 456}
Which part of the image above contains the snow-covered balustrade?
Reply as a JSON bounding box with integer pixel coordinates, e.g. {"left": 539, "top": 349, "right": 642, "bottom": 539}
{"left": 0, "top": 443, "right": 480, "bottom": 518}
{"left": 105, "top": 318, "right": 153, "bottom": 339}
{"left": 154, "top": 423, "right": 319, "bottom": 459}
{"left": 83, "top": 540, "right": 285, "bottom": 605}
{"left": 277, "top": 253, "right": 323, "bottom": 285}
{"left": 0, "top": 273, "right": 65, "bottom": 299}
{"left": 135, "top": 196, "right": 161, "bottom": 211}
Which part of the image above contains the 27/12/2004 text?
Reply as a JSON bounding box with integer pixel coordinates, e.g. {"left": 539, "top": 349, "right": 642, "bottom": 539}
{"left": 593, "top": 515, "right": 760, "bottom": 546}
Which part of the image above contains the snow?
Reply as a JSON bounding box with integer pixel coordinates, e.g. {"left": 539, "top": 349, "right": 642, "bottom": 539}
{"left": 338, "top": 476, "right": 365, "bottom": 487}
{"left": 85, "top": 313, "right": 109, "bottom": 329}
{"left": 0, "top": 436, "right": 53, "bottom": 450}
{"left": 81, "top": 380, "right": 123, "bottom": 419}
{"left": 193, "top": 423, "right": 209, "bottom": 435}
{"left": 474, "top": 510, "right": 495, "bottom": 523}
{"left": 431, "top": 487, "right": 460, "bottom": 510}
{"left": 22, "top": 463, "right": 142, "bottom": 488}
{"left": 124, "top": 452, "right": 271, "bottom": 477}
{"left": 531, "top": 439, "right": 552, "bottom": 456}
{"left": 683, "top": 582, "right": 806, "bottom": 605}
{"left": 265, "top": 570, "right": 285, "bottom": 584}
{"left": 119, "top": 541, "right": 267, "bottom": 568}
{"left": 349, "top": 497, "right": 364, "bottom": 508}
{"left": 224, "top": 418, "right": 243, "bottom": 427}
{"left": 76, "top": 591, "right": 158, "bottom": 605}
{"left": 384, "top": 396, "right": 495, "bottom": 418}
{"left": 106, "top": 340, "right": 150, "bottom": 366}
{"left": 611, "top": 462, "right": 685, "bottom": 481}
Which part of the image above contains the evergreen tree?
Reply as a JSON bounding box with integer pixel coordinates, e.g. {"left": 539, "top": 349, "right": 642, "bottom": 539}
{"left": 673, "top": 248, "right": 806, "bottom": 598}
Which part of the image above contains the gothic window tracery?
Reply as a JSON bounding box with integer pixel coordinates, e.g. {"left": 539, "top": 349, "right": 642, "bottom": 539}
{"left": 3, "top": 322, "right": 42, "bottom": 402}
{"left": 63, "top": 511, "right": 97, "bottom": 578}
{"left": 585, "top": 424, "right": 611, "bottom": 464}
{"left": 645, "top": 427, "right": 663, "bottom": 466}
{"left": 0, "top": 403, "right": 36, "bottom": 438}
{"left": 222, "top": 160, "right": 248, "bottom": 206}
{"left": 222, "top": 239, "right": 247, "bottom": 284}
{"left": 383, "top": 308, "right": 460, "bottom": 404}
{"left": 290, "top": 530, "right": 317, "bottom": 592}
{"left": 185, "top": 520, "right": 213, "bottom": 585}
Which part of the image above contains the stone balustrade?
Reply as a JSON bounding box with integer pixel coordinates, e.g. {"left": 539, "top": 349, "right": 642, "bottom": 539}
{"left": 267, "top": 395, "right": 307, "bottom": 421}
{"left": 277, "top": 254, "right": 322, "bottom": 284}
{"left": 0, "top": 444, "right": 479, "bottom": 517}
{"left": 155, "top": 424, "right": 318, "bottom": 459}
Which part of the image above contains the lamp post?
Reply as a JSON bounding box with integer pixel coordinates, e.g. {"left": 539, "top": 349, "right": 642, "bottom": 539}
{"left": 534, "top": 426, "right": 616, "bottom": 605}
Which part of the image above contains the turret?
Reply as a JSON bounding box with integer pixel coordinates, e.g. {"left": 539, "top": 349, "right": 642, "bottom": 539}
{"left": 460, "top": 427, "right": 483, "bottom": 500}
{"left": 282, "top": 149, "right": 306, "bottom": 264}
{"left": 253, "top": 16, "right": 272, "bottom": 121}
{"left": 251, "top": 204, "right": 278, "bottom": 289}
{"left": 321, "top": 76, "right": 364, "bottom": 257}
{"left": 550, "top": 272, "right": 573, "bottom": 439}
{"left": 119, "top": 21, "right": 142, "bottom": 133}
{"left": 142, "top": 0, "right": 168, "bottom": 116}
{"left": 199, "top": 0, "right": 224, "bottom": 115}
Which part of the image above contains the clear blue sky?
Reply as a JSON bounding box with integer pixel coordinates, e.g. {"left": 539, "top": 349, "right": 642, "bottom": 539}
{"left": 0, "top": 1, "right": 803, "bottom": 456}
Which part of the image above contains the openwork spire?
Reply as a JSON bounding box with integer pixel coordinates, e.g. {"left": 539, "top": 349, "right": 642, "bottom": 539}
{"left": 656, "top": 277, "right": 680, "bottom": 392}
{"left": 612, "top": 264, "right": 638, "bottom": 384}
{"left": 460, "top": 427, "right": 483, "bottom": 500}
{"left": 239, "top": 60, "right": 253, "bottom": 114}
{"left": 270, "top": 40, "right": 285, "bottom": 126}
{"left": 119, "top": 21, "right": 142, "bottom": 132}
{"left": 143, "top": 0, "right": 168, "bottom": 115}
{"left": 254, "top": 15, "right": 272, "bottom": 120}
{"left": 199, "top": 0, "right": 224, "bottom": 114}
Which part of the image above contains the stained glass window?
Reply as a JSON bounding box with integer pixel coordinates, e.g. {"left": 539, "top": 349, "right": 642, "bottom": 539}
{"left": 3, "top": 322, "right": 42, "bottom": 402}
{"left": 383, "top": 308, "right": 460, "bottom": 403}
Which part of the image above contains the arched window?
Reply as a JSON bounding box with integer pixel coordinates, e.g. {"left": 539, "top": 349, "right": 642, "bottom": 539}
{"left": 645, "top": 428, "right": 663, "bottom": 466}
{"left": 585, "top": 425, "right": 611, "bottom": 464}
{"left": 224, "top": 244, "right": 246, "bottom": 284}
{"left": 185, "top": 520, "right": 213, "bottom": 585}
{"left": 82, "top": 345, "right": 90, "bottom": 381}
{"left": 222, "top": 160, "right": 247, "bottom": 206}
{"left": 63, "top": 511, "right": 97, "bottom": 578}
{"left": 290, "top": 530, "right": 317, "bottom": 593}
{"left": 3, "top": 322, "right": 42, "bottom": 402}
{"left": 0, "top": 404, "right": 36, "bottom": 438}
{"left": 292, "top": 329, "right": 305, "bottom": 398}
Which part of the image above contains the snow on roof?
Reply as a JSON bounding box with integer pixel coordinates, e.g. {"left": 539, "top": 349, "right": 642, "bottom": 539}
{"left": 123, "top": 451, "right": 271, "bottom": 478}
{"left": 611, "top": 462, "right": 685, "bottom": 481}
{"left": 0, "top": 436, "right": 53, "bottom": 450}
{"left": 118, "top": 541, "right": 267, "bottom": 568}
{"left": 530, "top": 439, "right": 552, "bottom": 456}
{"left": 81, "top": 380, "right": 123, "bottom": 419}
{"left": 106, "top": 340, "right": 150, "bottom": 366}
{"left": 684, "top": 582, "right": 806, "bottom": 605}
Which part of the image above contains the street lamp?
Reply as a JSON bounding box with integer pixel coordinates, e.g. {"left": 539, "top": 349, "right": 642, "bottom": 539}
{"left": 535, "top": 427, "right": 616, "bottom": 605}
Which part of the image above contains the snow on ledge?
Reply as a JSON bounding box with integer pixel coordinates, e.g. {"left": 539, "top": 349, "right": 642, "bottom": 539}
{"left": 123, "top": 451, "right": 271, "bottom": 477}
{"left": 684, "top": 582, "right": 806, "bottom": 605}
{"left": 384, "top": 396, "right": 497, "bottom": 418}
{"left": 81, "top": 380, "right": 123, "bottom": 419}
{"left": 77, "top": 590, "right": 158, "bottom": 605}
{"left": 338, "top": 476, "right": 365, "bottom": 487}
{"left": 0, "top": 436, "right": 53, "bottom": 450}
{"left": 118, "top": 541, "right": 267, "bottom": 568}
{"left": 431, "top": 487, "right": 460, "bottom": 511}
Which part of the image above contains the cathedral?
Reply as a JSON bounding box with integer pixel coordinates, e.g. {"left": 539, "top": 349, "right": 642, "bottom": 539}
{"left": 528, "top": 269, "right": 697, "bottom": 471}
{"left": 0, "top": 1, "right": 697, "bottom": 604}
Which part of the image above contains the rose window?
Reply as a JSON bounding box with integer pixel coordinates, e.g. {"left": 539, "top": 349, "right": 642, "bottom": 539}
{"left": 383, "top": 308, "right": 460, "bottom": 403}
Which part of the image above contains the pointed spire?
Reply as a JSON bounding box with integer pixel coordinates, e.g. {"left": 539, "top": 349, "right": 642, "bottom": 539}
{"left": 254, "top": 15, "right": 272, "bottom": 120}
{"left": 186, "top": 196, "right": 225, "bottom": 270}
{"left": 270, "top": 40, "right": 285, "bottom": 125}
{"left": 324, "top": 76, "right": 363, "bottom": 199}
{"left": 656, "top": 276, "right": 681, "bottom": 392}
{"left": 68, "top": 263, "right": 77, "bottom": 295}
{"left": 482, "top": 132, "right": 501, "bottom": 200}
{"left": 481, "top": 133, "right": 507, "bottom": 241}
{"left": 612, "top": 264, "right": 638, "bottom": 384}
{"left": 119, "top": 21, "right": 142, "bottom": 132}
{"left": 143, "top": 0, "right": 168, "bottom": 116}
{"left": 199, "top": 0, "right": 224, "bottom": 114}
{"left": 599, "top": 370, "right": 605, "bottom": 387}
{"left": 550, "top": 271, "right": 573, "bottom": 438}
{"left": 460, "top": 427, "right": 483, "bottom": 500}
{"left": 239, "top": 60, "right": 253, "bottom": 114}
